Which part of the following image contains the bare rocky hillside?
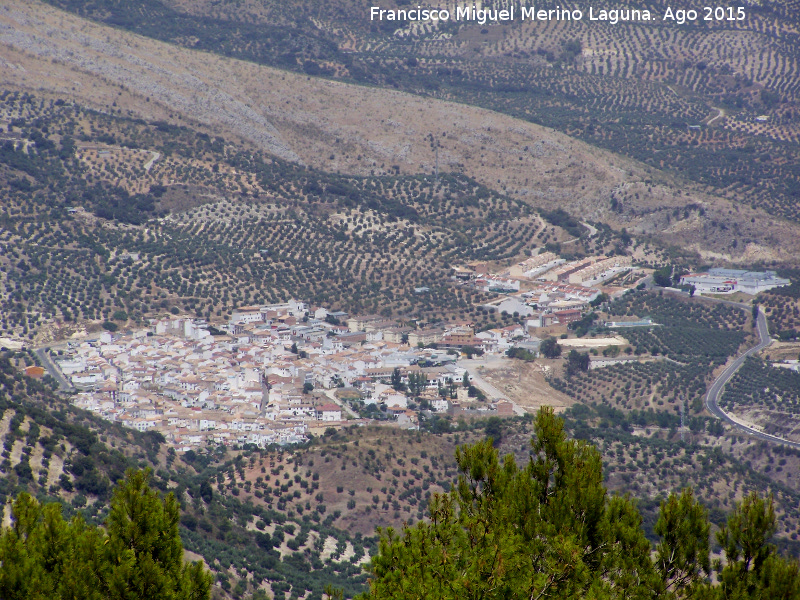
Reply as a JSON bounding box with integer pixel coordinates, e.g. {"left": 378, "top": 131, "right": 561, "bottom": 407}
{"left": 2, "top": 0, "right": 799, "bottom": 263}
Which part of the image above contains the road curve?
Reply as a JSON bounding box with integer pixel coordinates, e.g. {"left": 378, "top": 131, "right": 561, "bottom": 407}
{"left": 707, "top": 107, "right": 726, "bottom": 127}
{"left": 705, "top": 307, "right": 800, "bottom": 450}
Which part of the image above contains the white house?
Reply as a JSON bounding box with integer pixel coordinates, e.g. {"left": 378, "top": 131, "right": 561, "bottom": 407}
{"left": 230, "top": 306, "right": 264, "bottom": 324}
{"left": 317, "top": 403, "right": 342, "bottom": 422}
{"left": 57, "top": 357, "right": 86, "bottom": 375}
{"left": 490, "top": 297, "right": 535, "bottom": 318}
{"left": 383, "top": 394, "right": 408, "bottom": 409}
{"left": 430, "top": 398, "right": 449, "bottom": 413}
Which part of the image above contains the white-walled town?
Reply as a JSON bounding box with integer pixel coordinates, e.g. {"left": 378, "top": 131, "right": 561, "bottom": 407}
{"left": 48, "top": 257, "right": 789, "bottom": 451}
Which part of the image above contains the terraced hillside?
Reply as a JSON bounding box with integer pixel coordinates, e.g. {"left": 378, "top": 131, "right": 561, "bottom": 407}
{"left": 0, "top": 350, "right": 385, "bottom": 599}
{"left": 0, "top": 351, "right": 164, "bottom": 523}
{"left": 38, "top": 0, "right": 800, "bottom": 231}
{"left": 720, "top": 357, "right": 800, "bottom": 443}
{"left": 550, "top": 291, "right": 751, "bottom": 415}
{"left": 0, "top": 89, "right": 579, "bottom": 344}
{"left": 759, "top": 271, "right": 800, "bottom": 341}
{"left": 3, "top": 347, "right": 800, "bottom": 600}
{"left": 180, "top": 409, "right": 800, "bottom": 597}
{"left": 557, "top": 402, "right": 800, "bottom": 556}
{"left": 3, "top": 0, "right": 800, "bottom": 266}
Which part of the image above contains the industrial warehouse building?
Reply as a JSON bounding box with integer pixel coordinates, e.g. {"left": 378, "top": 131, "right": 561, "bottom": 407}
{"left": 680, "top": 268, "right": 790, "bottom": 295}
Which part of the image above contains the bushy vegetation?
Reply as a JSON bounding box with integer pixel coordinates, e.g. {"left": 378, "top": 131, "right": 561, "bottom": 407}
{"left": 608, "top": 290, "right": 747, "bottom": 361}
{"left": 721, "top": 357, "right": 800, "bottom": 419}
{"left": 539, "top": 208, "right": 584, "bottom": 238}
{"left": 607, "top": 290, "right": 748, "bottom": 333}
{"left": 759, "top": 275, "right": 800, "bottom": 340}
{"left": 0, "top": 353, "right": 382, "bottom": 599}
{"left": 552, "top": 291, "right": 750, "bottom": 415}
{"left": 358, "top": 409, "right": 800, "bottom": 600}
{"left": 553, "top": 358, "right": 715, "bottom": 415}
{"left": 3, "top": 354, "right": 800, "bottom": 598}
{"left": 553, "top": 402, "right": 800, "bottom": 556}
{"left": 0, "top": 469, "right": 212, "bottom": 600}
{"left": 0, "top": 352, "right": 161, "bottom": 512}
{"left": 0, "top": 91, "right": 556, "bottom": 341}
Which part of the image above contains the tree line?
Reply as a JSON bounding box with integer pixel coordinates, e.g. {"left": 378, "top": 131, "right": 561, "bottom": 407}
{"left": 0, "top": 470, "right": 211, "bottom": 600}
{"left": 2, "top": 410, "right": 797, "bottom": 599}
{"left": 358, "top": 408, "right": 800, "bottom": 600}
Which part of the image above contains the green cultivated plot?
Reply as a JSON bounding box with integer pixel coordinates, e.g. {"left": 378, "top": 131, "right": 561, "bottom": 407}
{"left": 551, "top": 291, "right": 749, "bottom": 414}
{"left": 721, "top": 357, "right": 800, "bottom": 416}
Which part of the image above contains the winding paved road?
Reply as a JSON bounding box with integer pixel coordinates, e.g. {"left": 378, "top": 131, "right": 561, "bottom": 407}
{"left": 705, "top": 307, "right": 800, "bottom": 449}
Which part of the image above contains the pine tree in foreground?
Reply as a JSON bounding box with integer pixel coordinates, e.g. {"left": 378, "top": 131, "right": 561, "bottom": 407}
{"left": 0, "top": 469, "right": 212, "bottom": 600}
{"left": 358, "top": 407, "right": 800, "bottom": 600}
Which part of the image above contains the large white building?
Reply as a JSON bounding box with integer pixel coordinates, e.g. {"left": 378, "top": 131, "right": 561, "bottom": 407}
{"left": 317, "top": 403, "right": 342, "bottom": 422}
{"left": 680, "top": 269, "right": 790, "bottom": 295}
{"left": 229, "top": 306, "right": 264, "bottom": 324}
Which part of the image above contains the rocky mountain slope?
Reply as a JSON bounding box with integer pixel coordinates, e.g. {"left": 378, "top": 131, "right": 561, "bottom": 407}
{"left": 2, "top": 0, "right": 799, "bottom": 263}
